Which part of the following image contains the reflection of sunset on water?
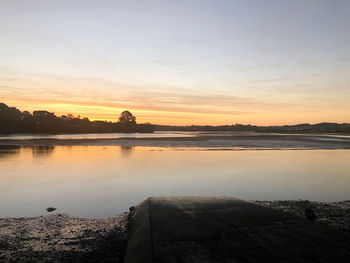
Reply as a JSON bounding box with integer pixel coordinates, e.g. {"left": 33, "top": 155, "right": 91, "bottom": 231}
{"left": 1, "top": 146, "right": 350, "bottom": 218}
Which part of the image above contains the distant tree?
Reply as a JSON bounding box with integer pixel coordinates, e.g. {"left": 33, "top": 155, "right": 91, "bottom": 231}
{"left": 0, "top": 103, "right": 22, "bottom": 133}
{"left": 22, "top": 111, "right": 31, "bottom": 117}
{"left": 33, "top": 111, "right": 60, "bottom": 133}
{"left": 118, "top": 110, "right": 136, "bottom": 133}
{"left": 119, "top": 110, "right": 136, "bottom": 124}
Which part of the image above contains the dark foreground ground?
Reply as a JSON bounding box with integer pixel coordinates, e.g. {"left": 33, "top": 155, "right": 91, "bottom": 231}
{"left": 0, "top": 213, "right": 131, "bottom": 262}
{"left": 253, "top": 200, "right": 350, "bottom": 233}
{"left": 1, "top": 198, "right": 350, "bottom": 262}
{"left": 126, "top": 197, "right": 350, "bottom": 263}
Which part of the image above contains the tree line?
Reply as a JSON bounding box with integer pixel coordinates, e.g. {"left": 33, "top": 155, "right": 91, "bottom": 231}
{"left": 154, "top": 122, "right": 350, "bottom": 133}
{"left": 0, "top": 102, "right": 153, "bottom": 134}
{"left": 2, "top": 102, "right": 349, "bottom": 134}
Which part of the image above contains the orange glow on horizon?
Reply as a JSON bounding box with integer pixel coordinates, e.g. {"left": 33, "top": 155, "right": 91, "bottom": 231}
{"left": 1, "top": 2, "right": 350, "bottom": 128}
{"left": 2, "top": 98, "right": 350, "bottom": 126}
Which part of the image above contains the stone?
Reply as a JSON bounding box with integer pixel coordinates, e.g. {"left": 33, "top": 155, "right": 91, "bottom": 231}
{"left": 46, "top": 207, "right": 56, "bottom": 212}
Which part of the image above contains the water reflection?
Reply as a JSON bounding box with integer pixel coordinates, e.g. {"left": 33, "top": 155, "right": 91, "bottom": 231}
{"left": 0, "top": 145, "right": 56, "bottom": 159}
{"left": 0, "top": 146, "right": 349, "bottom": 218}
{"left": 32, "top": 146, "right": 55, "bottom": 157}
{"left": 120, "top": 146, "right": 133, "bottom": 157}
{"left": 0, "top": 145, "right": 20, "bottom": 159}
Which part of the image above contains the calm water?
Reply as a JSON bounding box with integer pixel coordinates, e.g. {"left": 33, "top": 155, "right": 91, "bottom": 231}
{"left": 1, "top": 145, "right": 350, "bottom": 218}
{"left": 0, "top": 131, "right": 195, "bottom": 140}
{"left": 1, "top": 131, "right": 350, "bottom": 141}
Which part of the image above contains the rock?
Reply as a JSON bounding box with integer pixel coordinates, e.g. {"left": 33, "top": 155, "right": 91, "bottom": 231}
{"left": 46, "top": 207, "right": 56, "bottom": 212}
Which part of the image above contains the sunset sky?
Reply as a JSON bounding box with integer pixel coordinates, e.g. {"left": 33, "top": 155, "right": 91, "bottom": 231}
{"left": 1, "top": 0, "right": 349, "bottom": 125}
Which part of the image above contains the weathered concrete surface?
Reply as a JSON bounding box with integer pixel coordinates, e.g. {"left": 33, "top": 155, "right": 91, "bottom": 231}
{"left": 125, "top": 197, "right": 350, "bottom": 263}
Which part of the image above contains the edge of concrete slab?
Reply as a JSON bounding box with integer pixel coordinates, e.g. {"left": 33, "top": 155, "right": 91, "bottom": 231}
{"left": 124, "top": 198, "right": 153, "bottom": 263}
{"left": 124, "top": 197, "right": 350, "bottom": 263}
{"left": 124, "top": 196, "right": 249, "bottom": 263}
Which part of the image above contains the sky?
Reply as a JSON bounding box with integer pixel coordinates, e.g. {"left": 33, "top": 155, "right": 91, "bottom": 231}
{"left": 0, "top": 0, "right": 349, "bottom": 125}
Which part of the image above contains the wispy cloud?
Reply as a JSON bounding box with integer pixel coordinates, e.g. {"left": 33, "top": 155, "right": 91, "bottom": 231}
{"left": 1, "top": 68, "right": 349, "bottom": 125}
{"left": 0, "top": 69, "right": 281, "bottom": 113}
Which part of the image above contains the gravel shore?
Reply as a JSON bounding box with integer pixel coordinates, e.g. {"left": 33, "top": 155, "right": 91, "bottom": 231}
{"left": 252, "top": 200, "right": 350, "bottom": 232}
{"left": 0, "top": 212, "right": 130, "bottom": 263}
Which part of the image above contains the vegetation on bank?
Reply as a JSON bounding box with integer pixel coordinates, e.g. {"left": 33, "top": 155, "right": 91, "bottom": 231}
{"left": 0, "top": 102, "right": 153, "bottom": 134}
{"left": 1, "top": 102, "right": 350, "bottom": 134}
{"left": 154, "top": 123, "right": 350, "bottom": 133}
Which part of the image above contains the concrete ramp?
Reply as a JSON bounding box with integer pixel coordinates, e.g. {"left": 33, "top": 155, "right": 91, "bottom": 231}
{"left": 125, "top": 197, "right": 350, "bottom": 262}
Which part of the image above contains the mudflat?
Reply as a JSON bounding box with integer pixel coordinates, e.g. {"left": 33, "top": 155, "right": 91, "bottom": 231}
{"left": 1, "top": 133, "right": 350, "bottom": 149}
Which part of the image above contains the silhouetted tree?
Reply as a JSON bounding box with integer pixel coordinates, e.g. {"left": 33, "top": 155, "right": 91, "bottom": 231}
{"left": 0, "top": 103, "right": 23, "bottom": 133}
{"left": 119, "top": 111, "right": 136, "bottom": 124}
{"left": 2, "top": 101, "right": 350, "bottom": 134}
{"left": 33, "top": 111, "right": 61, "bottom": 133}
{"left": 118, "top": 110, "right": 136, "bottom": 133}
{"left": 0, "top": 102, "right": 155, "bottom": 134}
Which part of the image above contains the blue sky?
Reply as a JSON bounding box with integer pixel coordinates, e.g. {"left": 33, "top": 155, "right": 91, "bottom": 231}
{"left": 0, "top": 0, "right": 349, "bottom": 124}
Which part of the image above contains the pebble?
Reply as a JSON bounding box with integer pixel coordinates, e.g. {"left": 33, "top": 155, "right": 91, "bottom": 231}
{"left": 46, "top": 207, "right": 57, "bottom": 212}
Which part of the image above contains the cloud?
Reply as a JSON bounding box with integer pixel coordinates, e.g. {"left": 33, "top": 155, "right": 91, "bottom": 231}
{"left": 0, "top": 68, "right": 284, "bottom": 115}
{"left": 1, "top": 67, "right": 349, "bottom": 125}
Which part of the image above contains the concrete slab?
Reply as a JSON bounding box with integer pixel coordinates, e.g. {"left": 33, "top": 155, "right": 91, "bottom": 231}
{"left": 125, "top": 197, "right": 350, "bottom": 262}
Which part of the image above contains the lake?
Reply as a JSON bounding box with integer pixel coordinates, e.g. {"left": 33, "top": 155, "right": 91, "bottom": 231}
{"left": 1, "top": 145, "right": 350, "bottom": 218}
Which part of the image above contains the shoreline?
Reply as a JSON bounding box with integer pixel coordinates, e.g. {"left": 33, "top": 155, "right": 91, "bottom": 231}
{"left": 252, "top": 200, "right": 350, "bottom": 233}
{"left": 1, "top": 133, "right": 350, "bottom": 149}
{"left": 1, "top": 200, "right": 349, "bottom": 262}
{"left": 0, "top": 212, "right": 132, "bottom": 262}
